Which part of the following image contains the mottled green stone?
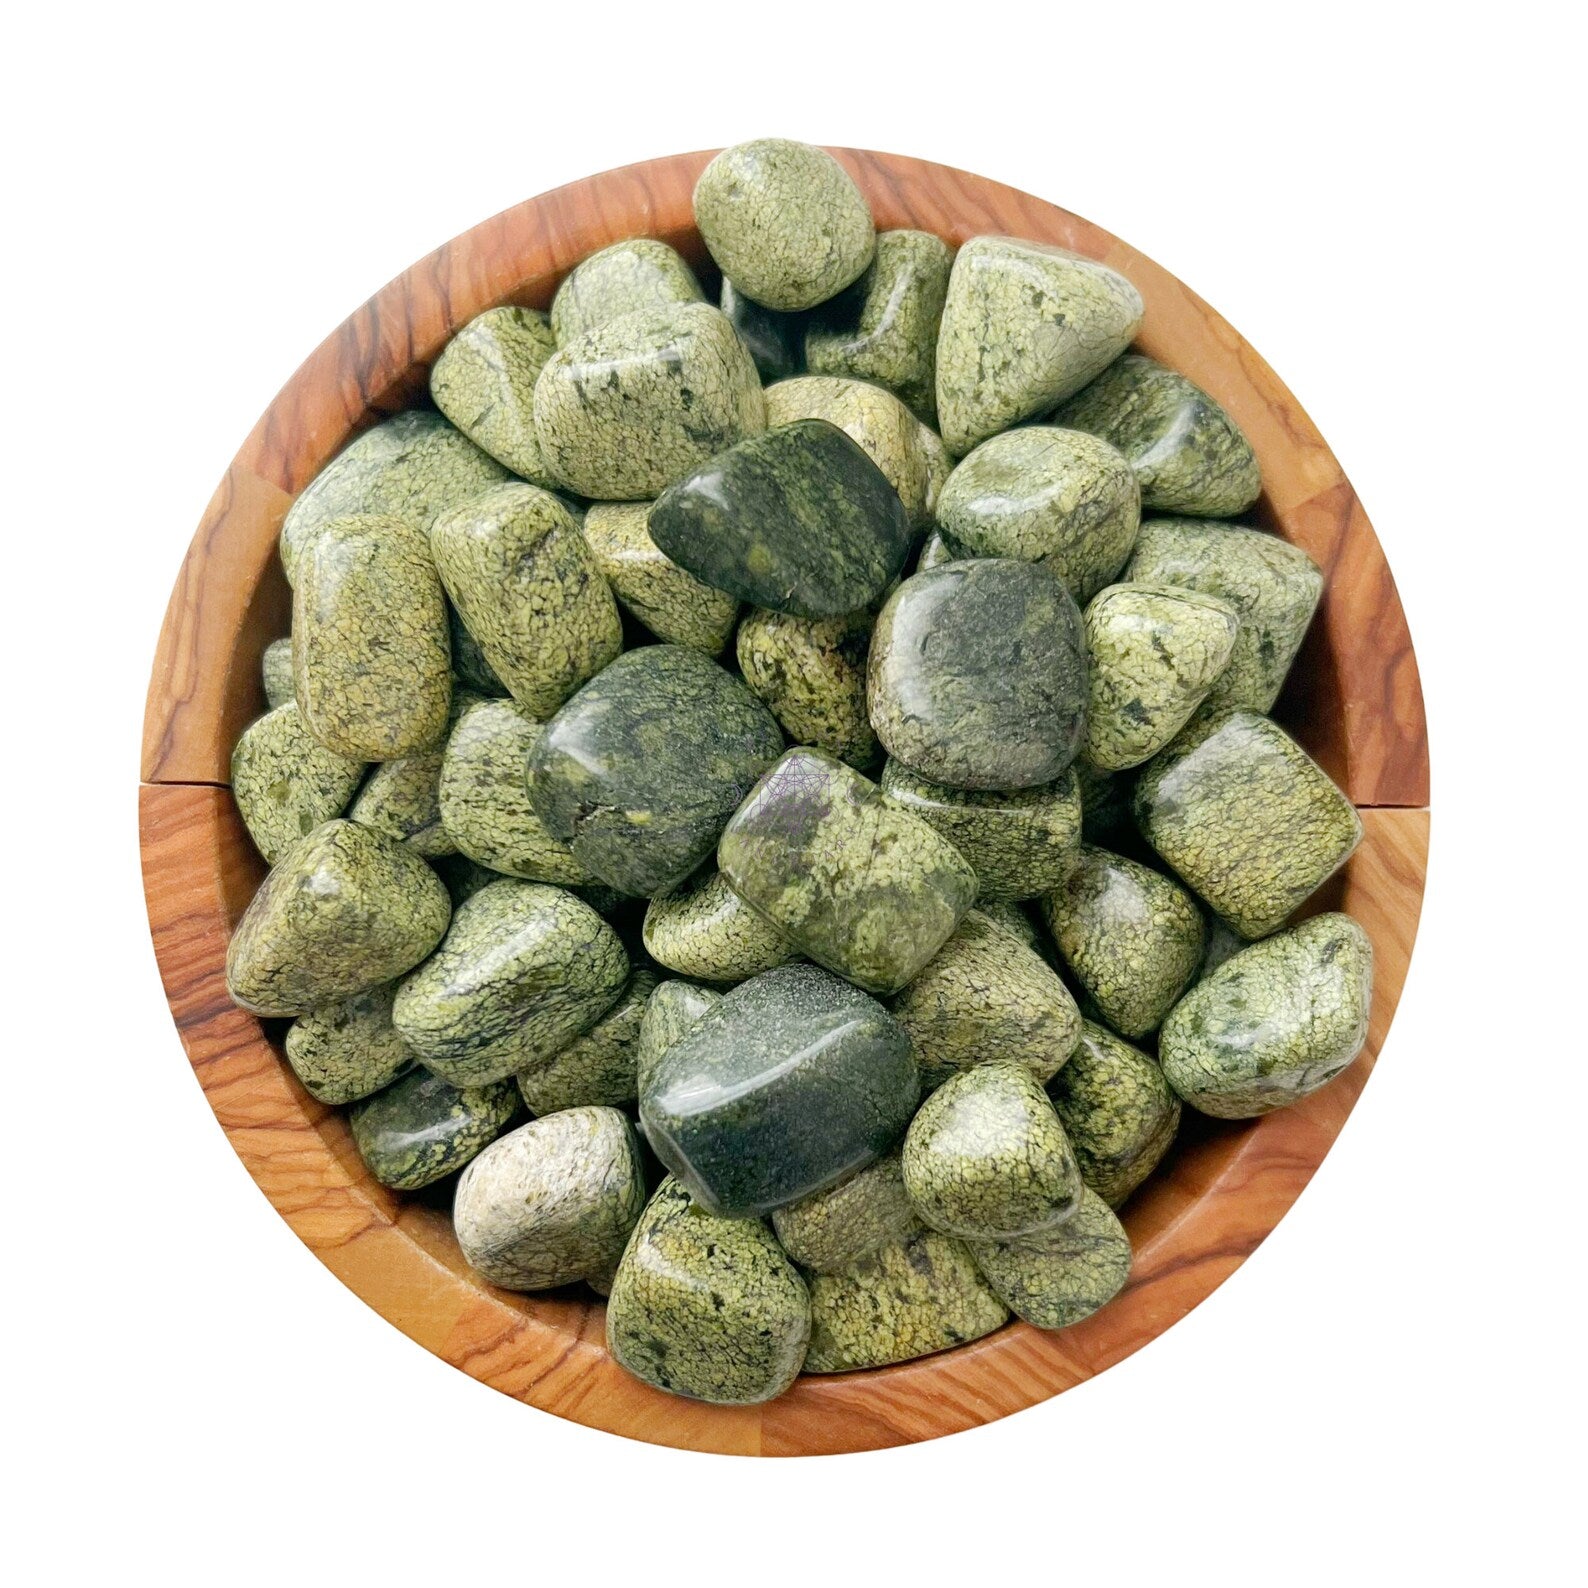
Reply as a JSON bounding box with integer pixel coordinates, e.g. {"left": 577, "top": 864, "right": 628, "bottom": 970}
{"left": 550, "top": 239, "right": 704, "bottom": 345}
{"left": 606, "top": 1176, "right": 810, "bottom": 1404}
{"left": 528, "top": 645, "right": 785, "bottom": 896}
{"left": 533, "top": 303, "right": 765, "bottom": 500}
{"left": 635, "top": 980, "right": 722, "bottom": 1095}
{"left": 868, "top": 559, "right": 1089, "bottom": 791}
{"left": 1133, "top": 711, "right": 1363, "bottom": 939}
{"left": 1047, "top": 1022, "right": 1181, "bottom": 1206}
{"left": 262, "top": 636, "right": 295, "bottom": 709}
{"left": 231, "top": 703, "right": 364, "bottom": 864}
{"left": 293, "top": 514, "right": 452, "bottom": 761}
{"left": 936, "top": 237, "right": 1144, "bottom": 456}
{"left": 431, "top": 853, "right": 504, "bottom": 907}
{"left": 968, "top": 1185, "right": 1131, "bottom": 1329}
{"left": 454, "top": 1107, "right": 646, "bottom": 1288}
{"left": 650, "top": 419, "right": 913, "bottom": 620}
{"left": 736, "top": 606, "right": 878, "bottom": 768}
{"left": 227, "top": 820, "right": 450, "bottom": 1016}
{"left": 916, "top": 528, "right": 953, "bottom": 572}
{"left": 429, "top": 306, "right": 560, "bottom": 485}
{"left": 348, "top": 689, "right": 480, "bottom": 856}
{"left": 642, "top": 868, "right": 797, "bottom": 983}
{"left": 1160, "top": 912, "right": 1373, "bottom": 1118}
{"left": 515, "top": 968, "right": 657, "bottom": 1114}
{"left": 1127, "top": 519, "right": 1324, "bottom": 714}
{"left": 920, "top": 424, "right": 951, "bottom": 520}
{"left": 349, "top": 1067, "right": 517, "bottom": 1191}
{"left": 978, "top": 899, "right": 1040, "bottom": 949}
{"left": 770, "top": 1151, "right": 916, "bottom": 1273}
{"left": 392, "top": 880, "right": 627, "bottom": 1086}
{"left": 718, "top": 748, "right": 977, "bottom": 995}
{"left": 284, "top": 982, "right": 414, "bottom": 1105}
{"left": 694, "top": 138, "right": 875, "bottom": 312}
{"left": 1053, "top": 354, "right": 1261, "bottom": 517}
{"left": 720, "top": 277, "right": 805, "bottom": 384}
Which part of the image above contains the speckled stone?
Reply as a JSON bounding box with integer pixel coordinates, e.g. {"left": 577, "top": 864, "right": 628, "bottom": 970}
{"left": 936, "top": 237, "right": 1144, "bottom": 457}
{"left": 903, "top": 1061, "right": 1082, "bottom": 1240}
{"left": 1161, "top": 912, "right": 1373, "bottom": 1118}
{"left": 429, "top": 306, "right": 560, "bottom": 485}
{"left": 292, "top": 514, "right": 452, "bottom": 761}
{"left": 891, "top": 911, "right": 1081, "bottom": 1092}
{"left": 1083, "top": 582, "right": 1240, "bottom": 770}
{"left": 803, "top": 1223, "right": 1008, "bottom": 1371}
{"left": 533, "top": 303, "right": 765, "bottom": 500}
{"left": 968, "top": 1185, "right": 1131, "bottom": 1329}
{"left": 279, "top": 410, "right": 508, "bottom": 585}
{"left": 528, "top": 645, "right": 785, "bottom": 896}
{"left": 916, "top": 528, "right": 953, "bottom": 572}
{"left": 515, "top": 968, "right": 658, "bottom": 1114}
{"left": 736, "top": 606, "right": 878, "bottom": 768}
{"left": 868, "top": 559, "right": 1088, "bottom": 791}
{"left": 1127, "top": 519, "right": 1324, "bottom": 713}
{"left": 430, "top": 483, "right": 620, "bottom": 720}
{"left": 606, "top": 1176, "right": 810, "bottom": 1404}
{"left": 231, "top": 703, "right": 364, "bottom": 864}
{"left": 718, "top": 748, "right": 977, "bottom": 995}
{"left": 392, "top": 880, "right": 627, "bottom": 1086}
{"left": 348, "top": 689, "right": 479, "bottom": 856}
{"left": 227, "top": 820, "right": 450, "bottom": 1016}
{"left": 454, "top": 1107, "right": 646, "bottom": 1289}
{"left": 1047, "top": 1021, "right": 1181, "bottom": 1206}
{"left": 432, "top": 853, "right": 504, "bottom": 907}
{"left": 1075, "top": 757, "right": 1132, "bottom": 843}
{"left": 635, "top": 979, "right": 722, "bottom": 1095}
{"left": 694, "top": 138, "right": 874, "bottom": 312}
{"left": 283, "top": 983, "right": 414, "bottom": 1105}
{"left": 770, "top": 1150, "right": 916, "bottom": 1273}
{"left": 640, "top": 964, "right": 918, "bottom": 1218}
{"left": 1053, "top": 354, "right": 1261, "bottom": 517}
{"left": 650, "top": 419, "right": 913, "bottom": 620}
{"left": 978, "top": 899, "right": 1040, "bottom": 949}
{"left": 550, "top": 239, "right": 704, "bottom": 345}
{"left": 448, "top": 604, "right": 507, "bottom": 696}
{"left": 349, "top": 1067, "right": 517, "bottom": 1191}
{"left": 935, "top": 426, "right": 1141, "bottom": 603}
{"left": 262, "top": 636, "right": 295, "bottom": 709}
{"left": 920, "top": 423, "right": 951, "bottom": 511}
{"left": 437, "top": 698, "right": 584, "bottom": 883}
{"left": 641, "top": 868, "right": 797, "bottom": 983}
{"left": 878, "top": 761, "right": 1081, "bottom": 902}
{"left": 720, "top": 277, "right": 805, "bottom": 384}
{"left": 1134, "top": 711, "right": 1363, "bottom": 938}
{"left": 1042, "top": 846, "right": 1206, "bottom": 1038}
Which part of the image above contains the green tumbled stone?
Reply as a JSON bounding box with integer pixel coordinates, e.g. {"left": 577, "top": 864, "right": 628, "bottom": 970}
{"left": 1042, "top": 846, "right": 1206, "bottom": 1038}
{"left": 642, "top": 868, "right": 797, "bottom": 983}
{"left": 916, "top": 528, "right": 953, "bottom": 572}
{"left": 350, "top": 1067, "right": 517, "bottom": 1191}
{"left": 770, "top": 1151, "right": 916, "bottom": 1274}
{"left": 533, "top": 303, "right": 765, "bottom": 500}
{"left": 718, "top": 748, "right": 977, "bottom": 995}
{"left": 454, "top": 1107, "right": 646, "bottom": 1289}
{"left": 868, "top": 559, "right": 1089, "bottom": 791}
{"left": 1053, "top": 353, "right": 1261, "bottom": 517}
{"left": 721, "top": 277, "right": 805, "bottom": 384}
{"left": 392, "top": 879, "right": 627, "bottom": 1087}
{"left": 284, "top": 982, "right": 414, "bottom": 1106}
{"left": 1048, "top": 1021, "right": 1181, "bottom": 1206}
{"left": 694, "top": 138, "right": 874, "bottom": 312}
{"left": 1133, "top": 711, "right": 1363, "bottom": 939}
{"left": 528, "top": 645, "right": 785, "bottom": 896}
{"left": 231, "top": 703, "right": 364, "bottom": 864}
{"left": 650, "top": 419, "right": 913, "bottom": 620}
{"left": 920, "top": 424, "right": 951, "bottom": 521}
{"left": 935, "top": 237, "right": 1144, "bottom": 457}
{"left": 635, "top": 979, "right": 722, "bottom": 1095}
{"left": 348, "top": 689, "right": 481, "bottom": 856}
{"left": 978, "top": 899, "right": 1040, "bottom": 949}
{"left": 227, "top": 820, "right": 450, "bottom": 1016}
{"left": 515, "top": 968, "right": 657, "bottom": 1114}
{"left": 640, "top": 964, "right": 918, "bottom": 1218}
{"left": 1160, "top": 912, "right": 1373, "bottom": 1119}
{"left": 262, "top": 636, "right": 295, "bottom": 709}
{"left": 606, "top": 1176, "right": 810, "bottom": 1404}
{"left": 550, "top": 239, "right": 704, "bottom": 345}
{"left": 737, "top": 606, "right": 878, "bottom": 768}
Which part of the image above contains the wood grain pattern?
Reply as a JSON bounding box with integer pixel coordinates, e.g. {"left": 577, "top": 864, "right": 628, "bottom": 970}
{"left": 138, "top": 149, "right": 1431, "bottom": 1454}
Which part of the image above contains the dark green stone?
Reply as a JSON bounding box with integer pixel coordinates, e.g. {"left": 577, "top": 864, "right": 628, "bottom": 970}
{"left": 635, "top": 979, "right": 722, "bottom": 1095}
{"left": 515, "top": 968, "right": 658, "bottom": 1114}
{"left": 284, "top": 982, "right": 414, "bottom": 1105}
{"left": 349, "top": 1067, "right": 517, "bottom": 1191}
{"left": 721, "top": 277, "right": 805, "bottom": 383}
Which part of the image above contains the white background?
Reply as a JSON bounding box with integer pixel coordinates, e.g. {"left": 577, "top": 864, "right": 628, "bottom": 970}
{"left": 4, "top": 4, "right": 1582, "bottom": 1583}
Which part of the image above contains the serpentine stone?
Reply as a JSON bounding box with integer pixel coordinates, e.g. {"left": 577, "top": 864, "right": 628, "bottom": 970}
{"left": 262, "top": 636, "right": 295, "bottom": 709}
{"left": 349, "top": 1068, "right": 517, "bottom": 1191}
{"left": 977, "top": 899, "right": 1040, "bottom": 949}
{"left": 641, "top": 868, "right": 798, "bottom": 983}
{"left": 550, "top": 239, "right": 703, "bottom": 344}
{"left": 348, "top": 689, "right": 481, "bottom": 856}
{"left": 635, "top": 979, "right": 722, "bottom": 1095}
{"left": 920, "top": 424, "right": 951, "bottom": 518}
{"left": 515, "top": 968, "right": 657, "bottom": 1114}
{"left": 770, "top": 1150, "right": 916, "bottom": 1274}
{"left": 231, "top": 703, "right": 364, "bottom": 865}
{"left": 720, "top": 277, "right": 805, "bottom": 383}
{"left": 736, "top": 606, "right": 878, "bottom": 768}
{"left": 284, "top": 983, "right": 414, "bottom": 1106}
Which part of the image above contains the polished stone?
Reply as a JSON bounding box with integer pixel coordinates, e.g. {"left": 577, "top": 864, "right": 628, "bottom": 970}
{"left": 261, "top": 636, "right": 295, "bottom": 709}
{"left": 515, "top": 968, "right": 657, "bottom": 1114}
{"left": 448, "top": 603, "right": 507, "bottom": 696}
{"left": 641, "top": 868, "right": 798, "bottom": 983}
{"left": 231, "top": 703, "right": 364, "bottom": 865}
{"left": 348, "top": 689, "right": 480, "bottom": 857}
{"left": 349, "top": 1067, "right": 517, "bottom": 1191}
{"left": 736, "top": 606, "right": 878, "bottom": 768}
{"left": 550, "top": 239, "right": 703, "bottom": 345}
{"left": 770, "top": 1150, "right": 916, "bottom": 1274}
{"left": 634, "top": 979, "right": 722, "bottom": 1096}
{"left": 284, "top": 982, "right": 414, "bottom": 1106}
{"left": 721, "top": 277, "right": 805, "bottom": 383}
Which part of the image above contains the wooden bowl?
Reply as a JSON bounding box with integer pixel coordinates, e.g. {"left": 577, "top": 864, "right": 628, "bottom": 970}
{"left": 139, "top": 148, "right": 1429, "bottom": 1456}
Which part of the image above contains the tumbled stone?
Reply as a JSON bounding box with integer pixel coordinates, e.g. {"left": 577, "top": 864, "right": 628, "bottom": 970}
{"left": 349, "top": 1067, "right": 517, "bottom": 1191}
{"left": 718, "top": 748, "right": 977, "bottom": 995}
{"left": 515, "top": 968, "right": 657, "bottom": 1114}
{"left": 231, "top": 703, "right": 364, "bottom": 864}
{"left": 392, "top": 880, "right": 627, "bottom": 1086}
{"left": 650, "top": 419, "right": 913, "bottom": 620}
{"left": 606, "top": 1176, "right": 810, "bottom": 1404}
{"left": 454, "top": 1107, "right": 646, "bottom": 1289}
{"left": 694, "top": 138, "right": 874, "bottom": 312}
{"left": 1126, "top": 519, "right": 1324, "bottom": 713}
{"left": 429, "top": 306, "right": 560, "bottom": 485}
{"left": 640, "top": 964, "right": 918, "bottom": 1218}
{"left": 720, "top": 277, "right": 805, "bottom": 383}
{"left": 1160, "top": 912, "right": 1373, "bottom": 1118}
{"left": 227, "top": 820, "right": 450, "bottom": 1016}
{"left": 528, "top": 645, "right": 785, "bottom": 896}
{"left": 642, "top": 868, "right": 797, "bottom": 983}
{"left": 1042, "top": 846, "right": 1205, "bottom": 1038}
{"left": 770, "top": 1151, "right": 916, "bottom": 1273}
{"left": 968, "top": 1185, "right": 1131, "bottom": 1329}
{"left": 935, "top": 237, "right": 1144, "bottom": 456}
{"left": 284, "top": 983, "right": 414, "bottom": 1105}
{"left": 736, "top": 606, "right": 878, "bottom": 767}
{"left": 533, "top": 303, "right": 764, "bottom": 500}
{"left": 582, "top": 502, "right": 738, "bottom": 654}
{"left": 916, "top": 528, "right": 953, "bottom": 572}
{"left": 978, "top": 899, "right": 1040, "bottom": 950}
{"left": 261, "top": 636, "right": 295, "bottom": 709}
{"left": 1047, "top": 1021, "right": 1181, "bottom": 1206}
{"left": 920, "top": 423, "right": 951, "bottom": 520}
{"left": 868, "top": 559, "right": 1088, "bottom": 790}
{"left": 635, "top": 979, "right": 722, "bottom": 1095}
{"left": 432, "top": 853, "right": 504, "bottom": 907}
{"left": 348, "top": 689, "right": 480, "bottom": 856}
{"left": 1053, "top": 353, "right": 1261, "bottom": 517}
{"left": 550, "top": 239, "right": 704, "bottom": 345}
{"left": 1133, "top": 711, "right": 1362, "bottom": 938}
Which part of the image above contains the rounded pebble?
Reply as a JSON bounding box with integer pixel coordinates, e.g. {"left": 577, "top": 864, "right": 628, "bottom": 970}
{"left": 641, "top": 868, "right": 798, "bottom": 983}
{"left": 349, "top": 1067, "right": 517, "bottom": 1191}
{"left": 736, "top": 605, "right": 878, "bottom": 768}
{"left": 231, "top": 703, "right": 364, "bottom": 864}
{"left": 284, "top": 982, "right": 415, "bottom": 1105}
{"left": 770, "top": 1151, "right": 917, "bottom": 1273}
{"left": 516, "top": 968, "right": 658, "bottom": 1114}
{"left": 550, "top": 239, "right": 703, "bottom": 345}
